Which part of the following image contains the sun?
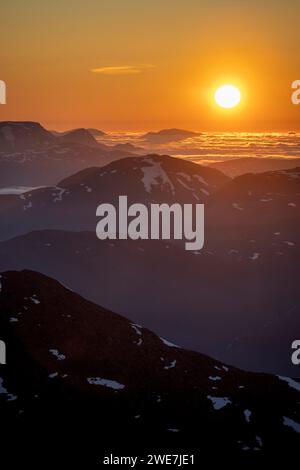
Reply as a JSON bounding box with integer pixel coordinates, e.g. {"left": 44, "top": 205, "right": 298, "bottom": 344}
{"left": 214, "top": 84, "right": 241, "bottom": 109}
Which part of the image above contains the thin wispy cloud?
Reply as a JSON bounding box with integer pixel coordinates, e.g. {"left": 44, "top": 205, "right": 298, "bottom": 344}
{"left": 90, "top": 64, "right": 155, "bottom": 75}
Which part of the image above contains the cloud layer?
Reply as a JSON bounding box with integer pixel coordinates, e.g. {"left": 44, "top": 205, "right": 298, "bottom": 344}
{"left": 90, "top": 64, "right": 155, "bottom": 75}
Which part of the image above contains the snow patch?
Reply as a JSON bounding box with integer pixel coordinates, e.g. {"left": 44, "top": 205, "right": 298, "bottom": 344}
{"left": 176, "top": 173, "right": 193, "bottom": 190}
{"left": 131, "top": 323, "right": 142, "bottom": 336}
{"left": 48, "top": 372, "right": 58, "bottom": 379}
{"left": 164, "top": 360, "right": 177, "bottom": 370}
{"left": 160, "top": 337, "right": 181, "bottom": 348}
{"left": 283, "top": 416, "right": 300, "bottom": 434}
{"left": 232, "top": 203, "right": 243, "bottom": 211}
{"left": 209, "top": 376, "right": 222, "bottom": 382}
{"left": 49, "top": 349, "right": 66, "bottom": 361}
{"left": 207, "top": 395, "right": 231, "bottom": 410}
{"left": 200, "top": 188, "right": 210, "bottom": 196}
{"left": 52, "top": 187, "right": 66, "bottom": 203}
{"left": 278, "top": 376, "right": 300, "bottom": 392}
{"left": 141, "top": 158, "right": 175, "bottom": 194}
{"left": 0, "top": 377, "right": 17, "bottom": 401}
{"left": 23, "top": 201, "right": 32, "bottom": 211}
{"left": 87, "top": 377, "right": 125, "bottom": 390}
{"left": 244, "top": 409, "right": 251, "bottom": 423}
{"left": 0, "top": 186, "right": 44, "bottom": 195}
{"left": 131, "top": 323, "right": 143, "bottom": 346}
{"left": 193, "top": 174, "right": 209, "bottom": 186}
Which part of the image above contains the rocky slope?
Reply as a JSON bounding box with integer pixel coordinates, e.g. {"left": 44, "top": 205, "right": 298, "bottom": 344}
{"left": 0, "top": 270, "right": 299, "bottom": 464}
{"left": 0, "top": 154, "right": 230, "bottom": 239}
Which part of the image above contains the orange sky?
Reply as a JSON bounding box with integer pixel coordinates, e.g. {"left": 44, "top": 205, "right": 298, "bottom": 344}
{"left": 1, "top": 1, "right": 300, "bottom": 132}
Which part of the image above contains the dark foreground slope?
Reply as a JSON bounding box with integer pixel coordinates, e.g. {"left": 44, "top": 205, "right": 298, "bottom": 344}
{"left": 0, "top": 270, "right": 299, "bottom": 466}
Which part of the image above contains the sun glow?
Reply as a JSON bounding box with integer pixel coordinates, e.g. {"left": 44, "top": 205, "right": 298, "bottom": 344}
{"left": 214, "top": 85, "right": 241, "bottom": 109}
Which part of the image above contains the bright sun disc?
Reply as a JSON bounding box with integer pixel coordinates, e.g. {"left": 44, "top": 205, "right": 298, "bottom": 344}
{"left": 214, "top": 84, "right": 241, "bottom": 109}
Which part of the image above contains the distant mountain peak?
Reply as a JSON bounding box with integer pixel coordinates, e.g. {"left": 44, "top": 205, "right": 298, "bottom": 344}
{"left": 142, "top": 128, "right": 201, "bottom": 143}
{"left": 59, "top": 128, "right": 99, "bottom": 147}
{"left": 87, "top": 128, "right": 106, "bottom": 137}
{"left": 0, "top": 121, "right": 54, "bottom": 151}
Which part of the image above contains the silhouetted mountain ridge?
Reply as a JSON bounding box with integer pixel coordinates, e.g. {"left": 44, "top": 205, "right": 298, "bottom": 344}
{"left": 0, "top": 121, "right": 135, "bottom": 187}
{"left": 0, "top": 154, "right": 230, "bottom": 239}
{"left": 209, "top": 157, "right": 300, "bottom": 177}
{"left": 0, "top": 269, "right": 300, "bottom": 462}
{"left": 142, "top": 128, "right": 201, "bottom": 143}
